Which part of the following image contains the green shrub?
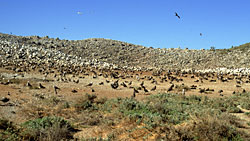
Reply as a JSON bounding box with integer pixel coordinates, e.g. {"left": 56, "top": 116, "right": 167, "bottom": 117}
{"left": 0, "top": 119, "right": 20, "bottom": 141}
{"left": 22, "top": 116, "right": 75, "bottom": 141}
{"left": 74, "top": 93, "right": 98, "bottom": 111}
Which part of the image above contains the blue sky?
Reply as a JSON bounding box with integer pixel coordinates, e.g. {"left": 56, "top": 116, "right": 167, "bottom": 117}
{"left": 1, "top": 0, "right": 250, "bottom": 49}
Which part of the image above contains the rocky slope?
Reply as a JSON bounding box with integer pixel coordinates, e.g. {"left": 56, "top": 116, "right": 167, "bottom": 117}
{"left": 1, "top": 33, "right": 250, "bottom": 71}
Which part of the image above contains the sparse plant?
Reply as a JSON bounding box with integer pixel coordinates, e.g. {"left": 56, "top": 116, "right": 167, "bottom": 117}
{"left": 22, "top": 116, "right": 75, "bottom": 140}
{"left": 210, "top": 46, "right": 216, "bottom": 51}
{"left": 74, "top": 93, "right": 98, "bottom": 111}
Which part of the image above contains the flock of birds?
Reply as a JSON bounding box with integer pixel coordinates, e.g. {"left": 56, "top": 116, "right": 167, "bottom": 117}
{"left": 2, "top": 67, "right": 247, "bottom": 98}
{"left": 68, "top": 11, "right": 203, "bottom": 37}
{"left": 40, "top": 68, "right": 248, "bottom": 98}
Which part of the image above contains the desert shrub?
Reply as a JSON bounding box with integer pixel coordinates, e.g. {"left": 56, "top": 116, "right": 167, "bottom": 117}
{"left": 158, "top": 112, "right": 246, "bottom": 141}
{"left": 0, "top": 119, "right": 20, "bottom": 141}
{"left": 74, "top": 93, "right": 98, "bottom": 111}
{"left": 22, "top": 116, "right": 75, "bottom": 141}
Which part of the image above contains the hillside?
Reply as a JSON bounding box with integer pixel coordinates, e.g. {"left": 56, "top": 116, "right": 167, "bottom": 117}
{"left": 1, "top": 33, "right": 250, "bottom": 71}
{"left": 1, "top": 33, "right": 250, "bottom": 140}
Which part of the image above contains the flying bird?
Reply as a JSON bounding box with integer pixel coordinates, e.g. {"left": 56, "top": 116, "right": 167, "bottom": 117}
{"left": 77, "top": 11, "right": 83, "bottom": 15}
{"left": 175, "top": 12, "right": 180, "bottom": 19}
{"left": 200, "top": 33, "right": 202, "bottom": 36}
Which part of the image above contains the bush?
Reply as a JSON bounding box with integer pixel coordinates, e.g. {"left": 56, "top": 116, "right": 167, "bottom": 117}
{"left": 22, "top": 116, "right": 75, "bottom": 141}
{"left": 74, "top": 93, "right": 98, "bottom": 111}
{"left": 159, "top": 112, "right": 246, "bottom": 141}
{"left": 0, "top": 119, "right": 20, "bottom": 141}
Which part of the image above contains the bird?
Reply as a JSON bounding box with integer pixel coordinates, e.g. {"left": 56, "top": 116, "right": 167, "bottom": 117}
{"left": 140, "top": 81, "right": 144, "bottom": 87}
{"left": 175, "top": 12, "right": 181, "bottom": 19}
{"left": 218, "top": 90, "right": 223, "bottom": 93}
{"left": 0, "top": 97, "right": 9, "bottom": 103}
{"left": 77, "top": 11, "right": 83, "bottom": 15}
{"left": 26, "top": 81, "right": 32, "bottom": 88}
{"left": 151, "top": 86, "right": 156, "bottom": 91}
{"left": 167, "top": 84, "right": 174, "bottom": 92}
{"left": 74, "top": 79, "right": 79, "bottom": 84}
{"left": 71, "top": 89, "right": 78, "bottom": 93}
{"left": 39, "top": 83, "right": 45, "bottom": 89}
{"left": 182, "top": 89, "right": 186, "bottom": 95}
{"left": 200, "top": 33, "right": 202, "bottom": 36}
{"left": 242, "top": 89, "right": 246, "bottom": 93}
{"left": 132, "top": 88, "right": 139, "bottom": 98}
{"left": 85, "top": 82, "right": 93, "bottom": 87}
{"left": 143, "top": 87, "right": 149, "bottom": 93}
{"left": 54, "top": 85, "right": 60, "bottom": 94}
{"left": 133, "top": 88, "right": 139, "bottom": 94}
{"left": 121, "top": 82, "right": 127, "bottom": 87}
{"left": 199, "top": 88, "right": 205, "bottom": 93}
{"left": 128, "top": 81, "right": 132, "bottom": 85}
{"left": 111, "top": 80, "right": 119, "bottom": 89}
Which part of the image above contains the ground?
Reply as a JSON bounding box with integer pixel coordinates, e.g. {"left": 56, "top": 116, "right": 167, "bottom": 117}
{"left": 0, "top": 67, "right": 250, "bottom": 140}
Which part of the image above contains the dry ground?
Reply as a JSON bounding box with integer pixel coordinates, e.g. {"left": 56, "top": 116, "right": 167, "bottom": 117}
{"left": 0, "top": 67, "right": 250, "bottom": 140}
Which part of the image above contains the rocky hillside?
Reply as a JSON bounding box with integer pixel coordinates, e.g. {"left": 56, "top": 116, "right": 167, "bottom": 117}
{"left": 1, "top": 33, "right": 250, "bottom": 71}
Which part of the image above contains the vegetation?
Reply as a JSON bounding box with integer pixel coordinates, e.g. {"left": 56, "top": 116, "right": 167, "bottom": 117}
{"left": 21, "top": 116, "right": 76, "bottom": 140}
{"left": 229, "top": 42, "right": 250, "bottom": 51}
{"left": 1, "top": 93, "right": 250, "bottom": 140}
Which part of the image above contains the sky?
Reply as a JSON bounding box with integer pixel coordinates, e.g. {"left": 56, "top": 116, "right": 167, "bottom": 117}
{"left": 0, "top": 0, "right": 250, "bottom": 49}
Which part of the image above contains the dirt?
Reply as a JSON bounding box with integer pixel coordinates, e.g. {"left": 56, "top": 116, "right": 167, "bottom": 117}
{"left": 0, "top": 67, "right": 250, "bottom": 139}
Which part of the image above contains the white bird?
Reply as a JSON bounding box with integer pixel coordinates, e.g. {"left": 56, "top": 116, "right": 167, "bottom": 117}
{"left": 77, "top": 11, "right": 83, "bottom": 15}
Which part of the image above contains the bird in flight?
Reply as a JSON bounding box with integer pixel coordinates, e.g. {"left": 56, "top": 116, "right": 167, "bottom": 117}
{"left": 175, "top": 12, "right": 180, "bottom": 19}
{"left": 77, "top": 11, "right": 83, "bottom": 15}
{"left": 200, "top": 33, "right": 202, "bottom": 36}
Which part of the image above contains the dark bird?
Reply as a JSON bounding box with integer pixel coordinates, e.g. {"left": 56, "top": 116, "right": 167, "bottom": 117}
{"left": 86, "top": 82, "right": 93, "bottom": 87}
{"left": 0, "top": 97, "right": 9, "bottom": 103}
{"left": 151, "top": 86, "right": 156, "bottom": 91}
{"left": 54, "top": 85, "right": 60, "bottom": 94}
{"left": 167, "top": 84, "right": 174, "bottom": 92}
{"left": 74, "top": 79, "right": 79, "bottom": 84}
{"left": 72, "top": 89, "right": 78, "bottom": 93}
{"left": 39, "top": 83, "right": 45, "bottom": 89}
{"left": 175, "top": 12, "right": 181, "bottom": 19}
{"left": 236, "top": 85, "right": 241, "bottom": 88}
{"left": 134, "top": 88, "right": 139, "bottom": 94}
{"left": 3, "top": 80, "right": 10, "bottom": 85}
{"left": 111, "top": 80, "right": 119, "bottom": 89}
{"left": 200, "top": 33, "right": 202, "bottom": 36}
{"left": 140, "top": 81, "right": 144, "bottom": 87}
{"left": 199, "top": 88, "right": 205, "bottom": 93}
{"left": 218, "top": 90, "right": 223, "bottom": 93}
{"left": 132, "top": 88, "right": 139, "bottom": 98}
{"left": 128, "top": 81, "right": 132, "bottom": 85}
{"left": 242, "top": 89, "right": 246, "bottom": 93}
{"left": 26, "top": 81, "right": 32, "bottom": 88}
{"left": 143, "top": 87, "right": 149, "bottom": 93}
{"left": 121, "top": 82, "right": 127, "bottom": 87}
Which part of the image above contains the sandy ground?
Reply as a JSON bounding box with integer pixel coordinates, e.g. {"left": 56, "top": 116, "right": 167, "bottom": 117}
{"left": 0, "top": 67, "right": 250, "bottom": 139}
